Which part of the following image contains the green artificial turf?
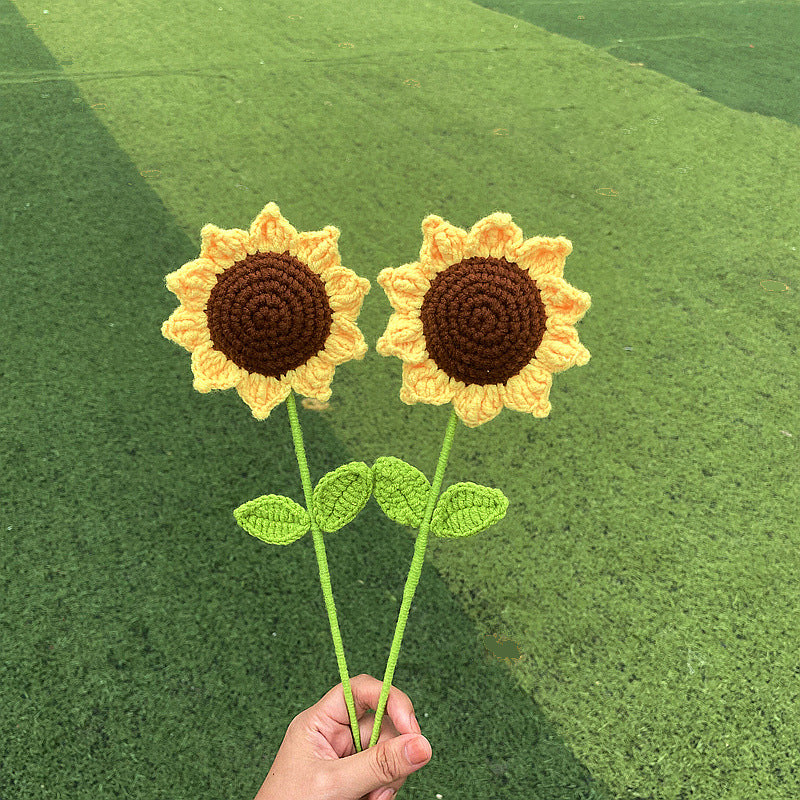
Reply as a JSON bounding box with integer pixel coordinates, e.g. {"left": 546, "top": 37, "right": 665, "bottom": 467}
{"left": 2, "top": 0, "right": 799, "bottom": 798}
{"left": 473, "top": 0, "right": 800, "bottom": 125}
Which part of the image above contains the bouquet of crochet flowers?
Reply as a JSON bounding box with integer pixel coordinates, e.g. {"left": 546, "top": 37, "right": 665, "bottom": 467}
{"left": 162, "top": 201, "right": 591, "bottom": 755}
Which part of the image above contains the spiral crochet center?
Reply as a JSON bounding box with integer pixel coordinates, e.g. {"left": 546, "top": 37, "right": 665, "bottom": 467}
{"left": 206, "top": 251, "right": 333, "bottom": 378}
{"left": 420, "top": 256, "right": 547, "bottom": 386}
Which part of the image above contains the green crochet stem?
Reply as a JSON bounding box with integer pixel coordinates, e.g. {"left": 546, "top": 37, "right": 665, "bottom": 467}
{"left": 368, "top": 407, "right": 459, "bottom": 748}
{"left": 285, "top": 391, "right": 363, "bottom": 753}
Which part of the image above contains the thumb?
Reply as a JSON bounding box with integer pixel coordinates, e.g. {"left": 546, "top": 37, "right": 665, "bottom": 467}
{"left": 334, "top": 733, "right": 432, "bottom": 798}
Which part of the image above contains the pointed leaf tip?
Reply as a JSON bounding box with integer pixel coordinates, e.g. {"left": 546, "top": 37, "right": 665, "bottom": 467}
{"left": 234, "top": 495, "right": 310, "bottom": 545}
{"left": 431, "top": 482, "right": 508, "bottom": 539}
{"left": 372, "top": 456, "right": 431, "bottom": 528}
{"left": 312, "top": 461, "right": 373, "bottom": 533}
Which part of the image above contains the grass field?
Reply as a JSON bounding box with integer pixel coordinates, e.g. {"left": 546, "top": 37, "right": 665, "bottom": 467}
{"left": 2, "top": 1, "right": 799, "bottom": 798}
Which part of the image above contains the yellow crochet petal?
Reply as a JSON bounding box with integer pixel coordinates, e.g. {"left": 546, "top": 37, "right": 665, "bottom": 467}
{"left": 419, "top": 215, "right": 468, "bottom": 273}
{"left": 536, "top": 275, "right": 592, "bottom": 325}
{"left": 236, "top": 372, "right": 292, "bottom": 420}
{"left": 191, "top": 342, "right": 246, "bottom": 392}
{"left": 375, "top": 312, "right": 427, "bottom": 364}
{"left": 465, "top": 212, "right": 525, "bottom": 260}
{"left": 199, "top": 224, "right": 252, "bottom": 269}
{"left": 511, "top": 236, "right": 573, "bottom": 280}
{"left": 164, "top": 258, "right": 219, "bottom": 310}
{"left": 501, "top": 362, "right": 553, "bottom": 417}
{"left": 161, "top": 306, "right": 210, "bottom": 351}
{"left": 249, "top": 202, "right": 298, "bottom": 254}
{"left": 163, "top": 206, "right": 373, "bottom": 416}
{"left": 373, "top": 212, "right": 591, "bottom": 423}
{"left": 452, "top": 383, "right": 505, "bottom": 427}
{"left": 376, "top": 263, "right": 429, "bottom": 312}
{"left": 323, "top": 267, "right": 371, "bottom": 318}
{"left": 293, "top": 226, "right": 341, "bottom": 274}
{"left": 535, "top": 321, "right": 591, "bottom": 373}
{"left": 320, "top": 315, "right": 369, "bottom": 365}
{"left": 290, "top": 355, "right": 336, "bottom": 400}
{"left": 399, "top": 359, "right": 456, "bottom": 405}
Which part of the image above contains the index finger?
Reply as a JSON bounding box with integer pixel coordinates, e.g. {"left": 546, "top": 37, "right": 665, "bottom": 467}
{"left": 325, "top": 674, "right": 419, "bottom": 733}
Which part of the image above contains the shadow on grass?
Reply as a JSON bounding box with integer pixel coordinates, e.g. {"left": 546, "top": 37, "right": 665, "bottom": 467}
{"left": 0, "top": 4, "right": 613, "bottom": 797}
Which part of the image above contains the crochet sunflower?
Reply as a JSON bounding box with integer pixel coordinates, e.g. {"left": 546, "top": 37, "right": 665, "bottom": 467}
{"left": 161, "top": 202, "right": 371, "bottom": 753}
{"left": 364, "top": 211, "right": 592, "bottom": 750}
{"left": 160, "top": 204, "right": 594, "bottom": 763}
{"left": 376, "top": 211, "right": 591, "bottom": 426}
{"left": 161, "top": 201, "right": 370, "bottom": 419}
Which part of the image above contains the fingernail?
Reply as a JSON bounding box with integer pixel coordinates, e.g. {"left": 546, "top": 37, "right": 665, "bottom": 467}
{"left": 376, "top": 790, "right": 395, "bottom": 800}
{"left": 406, "top": 735, "right": 431, "bottom": 764}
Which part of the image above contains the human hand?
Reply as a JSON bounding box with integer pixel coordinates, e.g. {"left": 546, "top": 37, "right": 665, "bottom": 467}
{"left": 254, "top": 673, "right": 432, "bottom": 800}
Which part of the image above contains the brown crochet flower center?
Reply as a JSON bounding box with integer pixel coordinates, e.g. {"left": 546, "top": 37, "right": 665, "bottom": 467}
{"left": 206, "top": 251, "right": 333, "bottom": 378}
{"left": 420, "top": 256, "right": 547, "bottom": 386}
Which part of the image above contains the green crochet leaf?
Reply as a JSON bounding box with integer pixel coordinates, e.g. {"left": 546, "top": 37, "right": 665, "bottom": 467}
{"left": 430, "top": 482, "right": 509, "bottom": 539}
{"left": 312, "top": 461, "right": 373, "bottom": 533}
{"left": 234, "top": 495, "right": 310, "bottom": 545}
{"left": 372, "top": 456, "right": 431, "bottom": 528}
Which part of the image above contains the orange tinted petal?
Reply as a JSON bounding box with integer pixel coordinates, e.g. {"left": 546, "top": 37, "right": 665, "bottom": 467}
{"left": 191, "top": 342, "right": 246, "bottom": 392}
{"left": 512, "top": 236, "right": 572, "bottom": 280}
{"left": 249, "top": 202, "right": 298, "bottom": 254}
{"left": 452, "top": 383, "right": 504, "bottom": 427}
{"left": 376, "top": 264, "right": 429, "bottom": 312}
{"left": 399, "top": 359, "right": 455, "bottom": 405}
{"left": 290, "top": 356, "right": 336, "bottom": 400}
{"left": 236, "top": 373, "right": 291, "bottom": 420}
{"left": 535, "top": 321, "right": 591, "bottom": 373}
{"left": 501, "top": 361, "right": 553, "bottom": 416}
{"left": 323, "top": 267, "right": 371, "bottom": 317}
{"left": 536, "top": 275, "right": 592, "bottom": 325}
{"left": 164, "top": 258, "right": 219, "bottom": 309}
{"left": 320, "top": 316, "right": 369, "bottom": 365}
{"left": 465, "top": 212, "right": 524, "bottom": 260}
{"left": 420, "top": 215, "right": 468, "bottom": 273}
{"left": 161, "top": 306, "right": 210, "bottom": 351}
{"left": 375, "top": 312, "right": 427, "bottom": 364}
{"left": 200, "top": 224, "right": 251, "bottom": 268}
{"left": 293, "top": 227, "right": 341, "bottom": 273}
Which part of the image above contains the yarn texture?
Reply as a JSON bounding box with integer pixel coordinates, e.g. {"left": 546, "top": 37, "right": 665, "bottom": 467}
{"left": 161, "top": 203, "right": 372, "bottom": 757}
{"left": 160, "top": 203, "right": 593, "bottom": 765}
{"left": 372, "top": 456, "right": 509, "bottom": 539}
{"left": 376, "top": 211, "right": 591, "bottom": 426}
{"left": 372, "top": 456, "right": 430, "bottom": 528}
{"left": 162, "top": 202, "right": 370, "bottom": 419}
{"left": 312, "top": 461, "right": 374, "bottom": 533}
{"left": 233, "top": 495, "right": 310, "bottom": 545}
{"left": 429, "top": 481, "right": 509, "bottom": 539}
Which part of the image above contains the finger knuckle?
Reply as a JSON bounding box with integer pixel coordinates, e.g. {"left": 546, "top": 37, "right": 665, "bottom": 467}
{"left": 394, "top": 686, "right": 410, "bottom": 705}
{"left": 372, "top": 746, "right": 399, "bottom": 783}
